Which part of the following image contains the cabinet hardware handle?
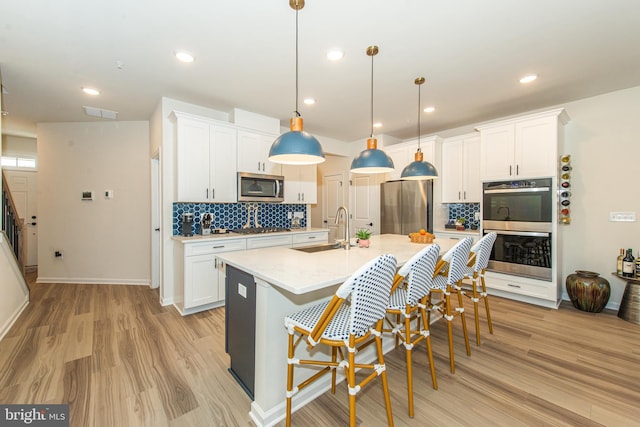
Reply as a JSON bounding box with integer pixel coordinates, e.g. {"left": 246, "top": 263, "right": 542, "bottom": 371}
{"left": 301, "top": 193, "right": 304, "bottom": 201}
{"left": 206, "top": 188, "right": 209, "bottom": 199}
{"left": 212, "top": 245, "right": 225, "bottom": 249}
{"left": 308, "top": 236, "right": 316, "bottom": 239}
{"left": 463, "top": 191, "right": 466, "bottom": 200}
{"left": 507, "top": 283, "right": 521, "bottom": 288}
{"left": 154, "top": 228, "right": 160, "bottom": 232}
{"left": 367, "top": 222, "right": 373, "bottom": 226}
{"left": 516, "top": 165, "right": 519, "bottom": 175}
{"left": 458, "top": 191, "right": 461, "bottom": 200}
{"left": 258, "top": 161, "right": 261, "bottom": 170}
{"left": 509, "top": 165, "right": 512, "bottom": 176}
{"left": 262, "top": 162, "right": 265, "bottom": 171}
{"left": 214, "top": 259, "right": 218, "bottom": 268}
{"left": 212, "top": 188, "right": 215, "bottom": 199}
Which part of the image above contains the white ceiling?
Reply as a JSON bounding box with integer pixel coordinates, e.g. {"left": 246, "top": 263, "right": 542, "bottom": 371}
{"left": 1, "top": 0, "right": 640, "bottom": 142}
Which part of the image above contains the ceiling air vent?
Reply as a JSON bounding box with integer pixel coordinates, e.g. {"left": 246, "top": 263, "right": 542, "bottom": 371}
{"left": 83, "top": 106, "right": 118, "bottom": 120}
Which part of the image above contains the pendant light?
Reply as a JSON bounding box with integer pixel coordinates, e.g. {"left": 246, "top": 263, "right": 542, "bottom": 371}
{"left": 401, "top": 77, "right": 438, "bottom": 180}
{"left": 269, "top": 0, "right": 325, "bottom": 165}
{"left": 350, "top": 46, "right": 394, "bottom": 174}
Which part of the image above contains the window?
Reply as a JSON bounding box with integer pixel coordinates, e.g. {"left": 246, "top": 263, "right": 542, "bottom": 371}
{"left": 1, "top": 156, "right": 37, "bottom": 169}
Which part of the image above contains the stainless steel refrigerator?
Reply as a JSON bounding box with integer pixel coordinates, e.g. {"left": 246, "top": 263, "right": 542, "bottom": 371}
{"left": 380, "top": 180, "right": 433, "bottom": 235}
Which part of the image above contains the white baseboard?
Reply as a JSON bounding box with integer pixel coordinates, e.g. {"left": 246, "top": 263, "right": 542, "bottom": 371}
{"left": 0, "top": 296, "right": 29, "bottom": 341}
{"left": 36, "top": 277, "right": 150, "bottom": 286}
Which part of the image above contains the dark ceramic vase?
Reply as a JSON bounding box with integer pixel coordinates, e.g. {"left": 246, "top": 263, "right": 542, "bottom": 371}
{"left": 565, "top": 270, "right": 610, "bottom": 313}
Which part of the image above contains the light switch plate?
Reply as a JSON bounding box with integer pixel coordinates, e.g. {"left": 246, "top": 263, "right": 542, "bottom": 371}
{"left": 294, "top": 211, "right": 304, "bottom": 218}
{"left": 609, "top": 212, "right": 636, "bottom": 222}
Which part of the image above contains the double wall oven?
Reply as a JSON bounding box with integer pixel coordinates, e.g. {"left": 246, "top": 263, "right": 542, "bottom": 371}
{"left": 482, "top": 179, "right": 553, "bottom": 281}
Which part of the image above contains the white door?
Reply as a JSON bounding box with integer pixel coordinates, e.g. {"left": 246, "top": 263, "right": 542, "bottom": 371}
{"left": 5, "top": 170, "right": 38, "bottom": 267}
{"left": 323, "top": 173, "right": 344, "bottom": 242}
{"left": 151, "top": 152, "right": 162, "bottom": 290}
{"left": 350, "top": 174, "right": 380, "bottom": 236}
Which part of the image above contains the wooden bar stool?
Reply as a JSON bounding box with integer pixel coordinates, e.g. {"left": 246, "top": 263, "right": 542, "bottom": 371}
{"left": 384, "top": 243, "right": 440, "bottom": 417}
{"left": 284, "top": 254, "right": 398, "bottom": 427}
{"left": 428, "top": 237, "right": 473, "bottom": 374}
{"left": 462, "top": 232, "right": 497, "bottom": 345}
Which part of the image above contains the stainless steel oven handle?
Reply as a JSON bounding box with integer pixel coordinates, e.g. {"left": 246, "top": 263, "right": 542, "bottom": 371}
{"left": 483, "top": 187, "right": 550, "bottom": 194}
{"left": 484, "top": 229, "right": 550, "bottom": 238}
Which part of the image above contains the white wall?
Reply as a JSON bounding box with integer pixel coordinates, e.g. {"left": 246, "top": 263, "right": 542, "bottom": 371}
{"left": 36, "top": 121, "right": 151, "bottom": 284}
{"left": 559, "top": 86, "right": 640, "bottom": 307}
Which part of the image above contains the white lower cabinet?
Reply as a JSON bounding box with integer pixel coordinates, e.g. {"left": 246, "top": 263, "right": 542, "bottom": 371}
{"left": 175, "top": 230, "right": 328, "bottom": 315}
{"left": 175, "top": 238, "right": 246, "bottom": 315}
{"left": 484, "top": 271, "right": 559, "bottom": 308}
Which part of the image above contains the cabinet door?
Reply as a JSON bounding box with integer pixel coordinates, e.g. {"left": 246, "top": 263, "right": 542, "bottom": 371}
{"left": 383, "top": 145, "right": 412, "bottom": 181}
{"left": 480, "top": 124, "right": 515, "bottom": 181}
{"left": 515, "top": 116, "right": 557, "bottom": 179}
{"left": 282, "top": 164, "right": 317, "bottom": 204}
{"left": 184, "top": 254, "right": 219, "bottom": 308}
{"left": 441, "top": 140, "right": 464, "bottom": 203}
{"left": 210, "top": 124, "right": 238, "bottom": 202}
{"left": 237, "top": 131, "right": 281, "bottom": 175}
{"left": 462, "top": 137, "right": 481, "bottom": 202}
{"left": 176, "top": 118, "right": 211, "bottom": 202}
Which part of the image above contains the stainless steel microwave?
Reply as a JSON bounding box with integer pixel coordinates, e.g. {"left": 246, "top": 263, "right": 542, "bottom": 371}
{"left": 237, "top": 172, "right": 284, "bottom": 202}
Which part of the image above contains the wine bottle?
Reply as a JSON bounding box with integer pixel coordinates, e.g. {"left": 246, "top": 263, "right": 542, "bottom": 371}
{"left": 622, "top": 248, "right": 635, "bottom": 278}
{"left": 561, "top": 165, "right": 572, "bottom": 172}
{"left": 561, "top": 173, "right": 571, "bottom": 180}
{"left": 617, "top": 248, "right": 624, "bottom": 275}
{"left": 561, "top": 199, "right": 570, "bottom": 206}
{"left": 561, "top": 181, "right": 570, "bottom": 188}
{"left": 635, "top": 251, "right": 640, "bottom": 278}
{"left": 560, "top": 155, "right": 571, "bottom": 163}
{"left": 560, "top": 191, "right": 571, "bottom": 198}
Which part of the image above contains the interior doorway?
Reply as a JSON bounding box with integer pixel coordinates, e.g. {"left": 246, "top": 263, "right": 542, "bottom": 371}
{"left": 151, "top": 150, "right": 162, "bottom": 291}
{"left": 5, "top": 170, "right": 38, "bottom": 268}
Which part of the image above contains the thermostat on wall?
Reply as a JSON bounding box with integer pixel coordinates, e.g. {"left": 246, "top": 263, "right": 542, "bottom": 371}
{"left": 82, "top": 191, "right": 94, "bottom": 201}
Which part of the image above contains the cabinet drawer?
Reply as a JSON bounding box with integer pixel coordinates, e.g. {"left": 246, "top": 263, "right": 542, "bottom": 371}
{"left": 485, "top": 272, "right": 556, "bottom": 301}
{"left": 184, "top": 239, "right": 247, "bottom": 256}
{"left": 246, "top": 235, "right": 293, "bottom": 249}
{"left": 292, "top": 232, "right": 329, "bottom": 247}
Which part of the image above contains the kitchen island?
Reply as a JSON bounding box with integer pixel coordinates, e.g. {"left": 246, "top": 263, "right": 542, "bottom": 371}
{"left": 217, "top": 234, "right": 458, "bottom": 427}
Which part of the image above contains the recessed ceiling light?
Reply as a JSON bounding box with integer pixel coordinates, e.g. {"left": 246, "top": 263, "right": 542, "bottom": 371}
{"left": 424, "top": 106, "right": 436, "bottom": 113}
{"left": 326, "top": 48, "right": 344, "bottom": 61}
{"left": 303, "top": 98, "right": 316, "bottom": 105}
{"left": 373, "top": 122, "right": 382, "bottom": 128}
{"left": 519, "top": 74, "right": 538, "bottom": 84}
{"left": 175, "top": 50, "right": 195, "bottom": 63}
{"left": 82, "top": 87, "right": 100, "bottom": 96}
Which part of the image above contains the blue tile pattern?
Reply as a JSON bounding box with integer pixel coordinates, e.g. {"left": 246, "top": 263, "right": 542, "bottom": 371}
{"left": 173, "top": 202, "right": 307, "bottom": 235}
{"left": 448, "top": 203, "right": 480, "bottom": 230}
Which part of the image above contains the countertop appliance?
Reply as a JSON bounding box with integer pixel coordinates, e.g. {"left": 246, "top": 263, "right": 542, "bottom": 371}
{"left": 237, "top": 172, "right": 284, "bottom": 203}
{"left": 180, "top": 213, "right": 194, "bottom": 237}
{"left": 200, "top": 213, "right": 213, "bottom": 235}
{"left": 482, "top": 179, "right": 553, "bottom": 281}
{"left": 226, "top": 265, "right": 256, "bottom": 399}
{"left": 380, "top": 180, "right": 433, "bottom": 235}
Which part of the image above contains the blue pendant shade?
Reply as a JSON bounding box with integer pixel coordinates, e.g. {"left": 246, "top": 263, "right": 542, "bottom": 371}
{"left": 350, "top": 138, "right": 394, "bottom": 173}
{"left": 269, "top": 118, "right": 325, "bottom": 165}
{"left": 268, "top": 1, "right": 325, "bottom": 166}
{"left": 401, "top": 76, "right": 438, "bottom": 180}
{"left": 401, "top": 149, "right": 438, "bottom": 180}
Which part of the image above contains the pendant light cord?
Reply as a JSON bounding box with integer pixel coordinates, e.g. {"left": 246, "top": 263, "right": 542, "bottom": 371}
{"left": 417, "top": 81, "right": 421, "bottom": 151}
{"left": 294, "top": 7, "right": 300, "bottom": 118}
{"left": 370, "top": 51, "right": 374, "bottom": 138}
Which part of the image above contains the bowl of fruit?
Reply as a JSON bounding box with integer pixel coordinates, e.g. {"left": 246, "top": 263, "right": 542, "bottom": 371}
{"left": 408, "top": 228, "right": 434, "bottom": 243}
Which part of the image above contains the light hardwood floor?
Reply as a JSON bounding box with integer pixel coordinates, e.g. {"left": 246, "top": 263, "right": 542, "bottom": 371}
{"left": 1, "top": 275, "right": 639, "bottom": 426}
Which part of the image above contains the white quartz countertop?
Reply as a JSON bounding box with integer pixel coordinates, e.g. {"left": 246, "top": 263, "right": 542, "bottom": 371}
{"left": 171, "top": 227, "right": 328, "bottom": 243}
{"left": 217, "top": 234, "right": 460, "bottom": 295}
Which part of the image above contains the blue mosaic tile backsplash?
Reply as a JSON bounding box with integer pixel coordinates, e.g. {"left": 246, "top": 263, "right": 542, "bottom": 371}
{"left": 173, "top": 202, "right": 307, "bottom": 235}
{"left": 448, "top": 203, "right": 480, "bottom": 229}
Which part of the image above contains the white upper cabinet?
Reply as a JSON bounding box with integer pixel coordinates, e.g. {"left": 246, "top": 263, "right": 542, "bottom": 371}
{"left": 478, "top": 109, "right": 569, "bottom": 181}
{"left": 282, "top": 164, "right": 317, "bottom": 204}
{"left": 236, "top": 130, "right": 282, "bottom": 176}
{"left": 174, "top": 112, "right": 238, "bottom": 202}
{"left": 441, "top": 134, "right": 481, "bottom": 203}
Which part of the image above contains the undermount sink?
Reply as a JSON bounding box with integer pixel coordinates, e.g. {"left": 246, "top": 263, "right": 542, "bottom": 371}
{"left": 293, "top": 242, "right": 343, "bottom": 253}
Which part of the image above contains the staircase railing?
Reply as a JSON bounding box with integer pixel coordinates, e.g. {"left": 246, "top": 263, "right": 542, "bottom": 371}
{"left": 1, "top": 169, "right": 26, "bottom": 273}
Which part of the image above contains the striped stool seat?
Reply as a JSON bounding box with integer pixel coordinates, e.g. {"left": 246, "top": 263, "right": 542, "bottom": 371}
{"left": 461, "top": 232, "right": 497, "bottom": 345}
{"left": 428, "top": 237, "right": 473, "bottom": 374}
{"left": 284, "top": 254, "right": 397, "bottom": 427}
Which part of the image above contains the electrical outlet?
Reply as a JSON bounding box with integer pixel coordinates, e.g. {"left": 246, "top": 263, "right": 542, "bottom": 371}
{"left": 474, "top": 212, "right": 480, "bottom": 221}
{"left": 294, "top": 211, "right": 304, "bottom": 219}
{"left": 238, "top": 283, "right": 247, "bottom": 298}
{"left": 288, "top": 212, "right": 292, "bottom": 219}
